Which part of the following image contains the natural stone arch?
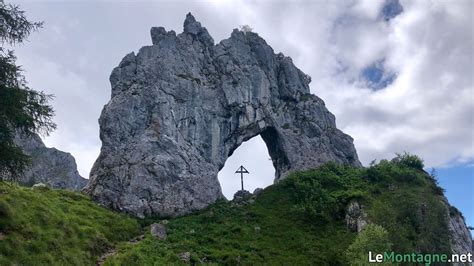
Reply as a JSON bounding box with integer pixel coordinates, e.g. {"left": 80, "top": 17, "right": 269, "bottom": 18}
{"left": 223, "top": 126, "right": 290, "bottom": 181}
{"left": 84, "top": 13, "right": 360, "bottom": 218}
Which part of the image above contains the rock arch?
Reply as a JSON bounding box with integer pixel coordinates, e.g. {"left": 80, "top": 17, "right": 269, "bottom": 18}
{"left": 84, "top": 13, "right": 360, "bottom": 218}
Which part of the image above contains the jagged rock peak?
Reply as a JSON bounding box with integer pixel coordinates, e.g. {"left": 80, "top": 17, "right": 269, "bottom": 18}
{"left": 183, "top": 12, "right": 199, "bottom": 34}
{"left": 151, "top": 12, "right": 213, "bottom": 47}
{"left": 85, "top": 13, "right": 361, "bottom": 218}
{"left": 182, "top": 12, "right": 214, "bottom": 45}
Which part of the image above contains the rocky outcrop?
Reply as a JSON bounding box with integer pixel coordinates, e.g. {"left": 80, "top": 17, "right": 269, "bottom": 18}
{"left": 232, "top": 190, "right": 254, "bottom": 206}
{"left": 8, "top": 131, "right": 87, "bottom": 191}
{"left": 445, "top": 202, "right": 473, "bottom": 254}
{"left": 253, "top": 188, "right": 264, "bottom": 197}
{"left": 345, "top": 201, "right": 368, "bottom": 233}
{"left": 150, "top": 222, "right": 167, "bottom": 240}
{"left": 85, "top": 13, "right": 360, "bottom": 218}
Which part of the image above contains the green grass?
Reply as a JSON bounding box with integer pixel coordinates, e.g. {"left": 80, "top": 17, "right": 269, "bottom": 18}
{"left": 105, "top": 156, "right": 452, "bottom": 265}
{"left": 0, "top": 183, "right": 141, "bottom": 265}
{"left": 0, "top": 154, "right": 453, "bottom": 265}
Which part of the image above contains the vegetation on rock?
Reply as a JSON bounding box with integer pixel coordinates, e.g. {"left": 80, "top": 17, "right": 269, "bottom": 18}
{"left": 105, "top": 154, "right": 451, "bottom": 265}
{"left": 0, "top": 154, "right": 457, "bottom": 265}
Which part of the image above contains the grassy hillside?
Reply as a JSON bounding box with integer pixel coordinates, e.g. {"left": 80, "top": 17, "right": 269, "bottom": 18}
{"left": 0, "top": 183, "right": 141, "bottom": 265}
{"left": 0, "top": 154, "right": 454, "bottom": 265}
{"left": 105, "top": 154, "right": 452, "bottom": 265}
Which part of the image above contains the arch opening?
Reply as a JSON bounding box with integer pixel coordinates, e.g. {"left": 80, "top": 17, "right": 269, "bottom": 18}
{"left": 217, "top": 135, "right": 275, "bottom": 199}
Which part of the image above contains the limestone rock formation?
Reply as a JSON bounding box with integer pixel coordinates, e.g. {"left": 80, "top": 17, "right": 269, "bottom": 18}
{"left": 8, "top": 131, "right": 87, "bottom": 191}
{"left": 345, "top": 201, "right": 368, "bottom": 233}
{"left": 449, "top": 212, "right": 472, "bottom": 254}
{"left": 85, "top": 13, "right": 361, "bottom": 218}
{"left": 443, "top": 199, "right": 473, "bottom": 254}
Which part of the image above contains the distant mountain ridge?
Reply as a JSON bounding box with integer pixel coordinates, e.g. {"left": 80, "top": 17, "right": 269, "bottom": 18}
{"left": 5, "top": 131, "right": 87, "bottom": 191}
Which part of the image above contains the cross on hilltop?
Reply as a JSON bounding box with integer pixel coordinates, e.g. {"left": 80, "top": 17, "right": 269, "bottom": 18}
{"left": 235, "top": 165, "right": 249, "bottom": 191}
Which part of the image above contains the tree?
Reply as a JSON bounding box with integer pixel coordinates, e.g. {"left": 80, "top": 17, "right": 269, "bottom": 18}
{"left": 345, "top": 224, "right": 393, "bottom": 265}
{"left": 0, "top": 1, "right": 55, "bottom": 179}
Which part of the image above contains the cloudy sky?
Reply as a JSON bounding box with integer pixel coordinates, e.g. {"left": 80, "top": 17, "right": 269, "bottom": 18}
{"left": 10, "top": 0, "right": 473, "bottom": 226}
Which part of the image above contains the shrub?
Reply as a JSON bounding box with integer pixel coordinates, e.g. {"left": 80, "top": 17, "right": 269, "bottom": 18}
{"left": 345, "top": 224, "right": 392, "bottom": 265}
{"left": 0, "top": 199, "right": 13, "bottom": 230}
{"left": 391, "top": 152, "right": 424, "bottom": 170}
{"left": 290, "top": 176, "right": 335, "bottom": 221}
{"left": 449, "top": 206, "right": 464, "bottom": 219}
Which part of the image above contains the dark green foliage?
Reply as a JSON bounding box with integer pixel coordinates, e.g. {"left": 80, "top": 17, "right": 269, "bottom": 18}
{"left": 365, "top": 158, "right": 451, "bottom": 254}
{"left": 345, "top": 224, "right": 392, "bottom": 265}
{"left": 366, "top": 158, "right": 420, "bottom": 183}
{"left": 285, "top": 162, "right": 366, "bottom": 222}
{"left": 427, "top": 168, "right": 446, "bottom": 196}
{"left": 0, "top": 2, "right": 43, "bottom": 45}
{"left": 391, "top": 152, "right": 424, "bottom": 170}
{"left": 449, "top": 206, "right": 463, "bottom": 219}
{"left": 106, "top": 156, "right": 452, "bottom": 265}
{"left": 0, "top": 182, "right": 141, "bottom": 265}
{"left": 0, "top": 155, "right": 454, "bottom": 264}
{"left": 0, "top": 2, "right": 55, "bottom": 179}
{"left": 106, "top": 185, "right": 355, "bottom": 265}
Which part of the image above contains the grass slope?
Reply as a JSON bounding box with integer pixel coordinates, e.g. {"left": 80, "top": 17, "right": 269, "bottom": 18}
{"left": 106, "top": 155, "right": 452, "bottom": 265}
{"left": 0, "top": 154, "right": 453, "bottom": 265}
{"left": 0, "top": 183, "right": 140, "bottom": 265}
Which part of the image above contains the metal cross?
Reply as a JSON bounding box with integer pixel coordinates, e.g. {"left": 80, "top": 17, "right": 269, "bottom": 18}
{"left": 235, "top": 165, "right": 249, "bottom": 191}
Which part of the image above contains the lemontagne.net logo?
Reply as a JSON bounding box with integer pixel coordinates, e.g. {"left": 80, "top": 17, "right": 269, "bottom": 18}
{"left": 368, "top": 251, "right": 472, "bottom": 265}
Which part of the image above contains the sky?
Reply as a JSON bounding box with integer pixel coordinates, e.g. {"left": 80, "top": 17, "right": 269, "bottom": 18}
{"left": 9, "top": 0, "right": 473, "bottom": 228}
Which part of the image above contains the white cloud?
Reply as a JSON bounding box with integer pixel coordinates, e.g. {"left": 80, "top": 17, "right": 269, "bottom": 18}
{"left": 15, "top": 55, "right": 104, "bottom": 178}
{"left": 228, "top": 0, "right": 474, "bottom": 168}
{"left": 11, "top": 0, "right": 473, "bottom": 191}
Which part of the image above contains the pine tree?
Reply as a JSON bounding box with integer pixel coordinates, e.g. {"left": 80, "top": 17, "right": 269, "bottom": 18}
{"left": 0, "top": 1, "right": 55, "bottom": 179}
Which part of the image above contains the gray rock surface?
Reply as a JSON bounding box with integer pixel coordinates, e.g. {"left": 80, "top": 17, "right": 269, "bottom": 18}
{"left": 177, "top": 252, "right": 191, "bottom": 262}
{"left": 84, "top": 13, "right": 360, "bottom": 218}
{"left": 345, "top": 201, "right": 368, "bottom": 233}
{"left": 233, "top": 190, "right": 253, "bottom": 203}
{"left": 444, "top": 199, "right": 473, "bottom": 254}
{"left": 253, "top": 188, "right": 264, "bottom": 197}
{"left": 449, "top": 213, "right": 472, "bottom": 254}
{"left": 150, "top": 223, "right": 167, "bottom": 240}
{"left": 5, "top": 131, "right": 87, "bottom": 191}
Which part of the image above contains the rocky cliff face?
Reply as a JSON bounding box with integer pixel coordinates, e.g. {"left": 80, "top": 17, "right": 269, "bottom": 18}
{"left": 444, "top": 199, "right": 473, "bottom": 254}
{"left": 10, "top": 131, "right": 87, "bottom": 191}
{"left": 449, "top": 212, "right": 472, "bottom": 254}
{"left": 84, "top": 13, "right": 361, "bottom": 218}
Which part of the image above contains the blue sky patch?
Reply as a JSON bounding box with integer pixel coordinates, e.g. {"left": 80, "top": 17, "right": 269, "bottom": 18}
{"left": 436, "top": 163, "right": 474, "bottom": 232}
{"left": 361, "top": 59, "right": 397, "bottom": 90}
{"left": 381, "top": 0, "right": 404, "bottom": 21}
